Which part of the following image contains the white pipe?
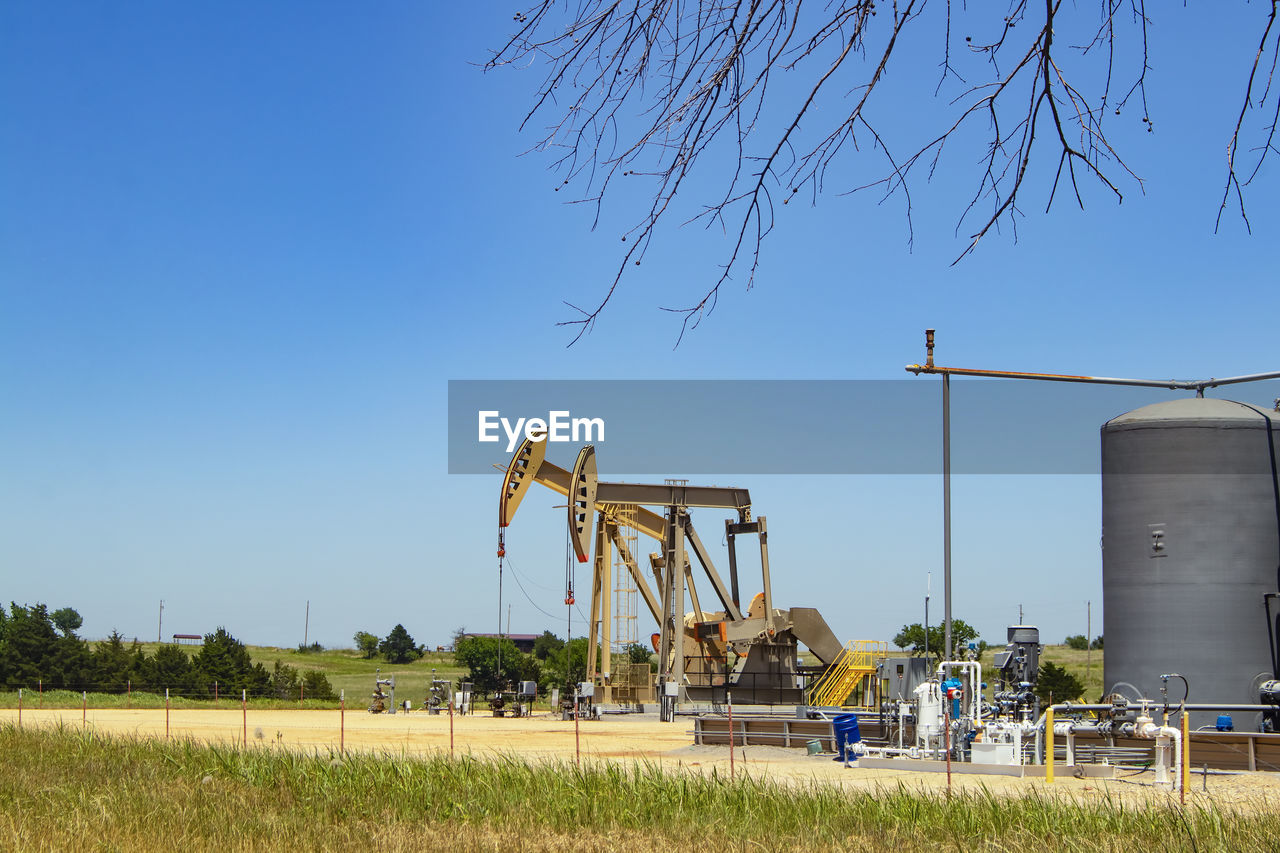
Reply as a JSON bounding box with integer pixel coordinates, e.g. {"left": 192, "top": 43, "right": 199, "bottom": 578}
{"left": 1133, "top": 714, "right": 1182, "bottom": 789}
{"left": 1046, "top": 716, "right": 1182, "bottom": 786}
{"left": 938, "top": 660, "right": 983, "bottom": 722}
{"left": 863, "top": 746, "right": 925, "bottom": 759}
{"left": 1053, "top": 721, "right": 1097, "bottom": 768}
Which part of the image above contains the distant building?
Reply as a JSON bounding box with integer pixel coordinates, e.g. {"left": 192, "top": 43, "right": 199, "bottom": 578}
{"left": 461, "top": 633, "right": 539, "bottom": 654}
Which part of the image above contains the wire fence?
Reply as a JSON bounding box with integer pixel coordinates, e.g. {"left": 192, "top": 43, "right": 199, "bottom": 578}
{"left": 0, "top": 698, "right": 702, "bottom": 764}
{"left": 0, "top": 682, "right": 338, "bottom": 708}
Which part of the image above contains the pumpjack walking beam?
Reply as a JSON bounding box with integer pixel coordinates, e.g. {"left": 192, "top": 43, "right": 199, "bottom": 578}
{"left": 500, "top": 439, "right": 751, "bottom": 534}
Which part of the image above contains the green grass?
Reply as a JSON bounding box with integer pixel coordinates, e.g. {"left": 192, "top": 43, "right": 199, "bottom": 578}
{"left": 1039, "top": 644, "right": 1105, "bottom": 702}
{"left": 243, "top": 644, "right": 466, "bottom": 705}
{"left": 0, "top": 722, "right": 1272, "bottom": 852}
{"left": 960, "top": 644, "right": 1103, "bottom": 704}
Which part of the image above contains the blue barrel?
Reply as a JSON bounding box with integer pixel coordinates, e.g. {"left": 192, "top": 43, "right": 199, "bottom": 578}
{"left": 832, "top": 713, "right": 862, "bottom": 761}
{"left": 1216, "top": 714, "right": 1234, "bottom": 732}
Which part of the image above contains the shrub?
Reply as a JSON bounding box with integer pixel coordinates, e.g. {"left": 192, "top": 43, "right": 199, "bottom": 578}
{"left": 353, "top": 631, "right": 380, "bottom": 659}
{"left": 379, "top": 624, "right": 423, "bottom": 664}
{"left": 1035, "top": 661, "right": 1085, "bottom": 703}
{"left": 301, "top": 669, "right": 335, "bottom": 700}
{"left": 192, "top": 627, "right": 270, "bottom": 698}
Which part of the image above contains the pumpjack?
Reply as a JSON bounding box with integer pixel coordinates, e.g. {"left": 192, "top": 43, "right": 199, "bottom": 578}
{"left": 498, "top": 438, "right": 844, "bottom": 719}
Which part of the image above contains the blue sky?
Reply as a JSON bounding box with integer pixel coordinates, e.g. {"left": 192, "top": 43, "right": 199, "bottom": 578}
{"left": 1, "top": 4, "right": 1275, "bottom": 654}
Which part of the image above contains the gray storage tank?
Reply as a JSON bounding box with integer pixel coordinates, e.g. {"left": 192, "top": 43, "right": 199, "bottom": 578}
{"left": 1102, "top": 398, "right": 1280, "bottom": 730}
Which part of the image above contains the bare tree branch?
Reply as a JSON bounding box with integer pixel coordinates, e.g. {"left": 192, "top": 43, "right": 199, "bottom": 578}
{"left": 486, "top": 2, "right": 1277, "bottom": 344}
{"left": 1218, "top": 0, "right": 1280, "bottom": 234}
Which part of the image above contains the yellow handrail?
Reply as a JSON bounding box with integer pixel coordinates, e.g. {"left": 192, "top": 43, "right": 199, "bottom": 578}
{"left": 805, "top": 641, "right": 888, "bottom": 708}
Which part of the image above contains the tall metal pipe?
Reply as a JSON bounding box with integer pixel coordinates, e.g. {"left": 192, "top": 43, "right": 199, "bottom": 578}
{"left": 905, "top": 364, "right": 1280, "bottom": 392}
{"left": 1045, "top": 702, "right": 1278, "bottom": 714}
{"left": 942, "top": 372, "right": 951, "bottom": 661}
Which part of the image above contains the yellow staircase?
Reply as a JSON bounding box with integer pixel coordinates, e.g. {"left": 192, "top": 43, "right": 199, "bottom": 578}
{"left": 805, "top": 641, "right": 888, "bottom": 708}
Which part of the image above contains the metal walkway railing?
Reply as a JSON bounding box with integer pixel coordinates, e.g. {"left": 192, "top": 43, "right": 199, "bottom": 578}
{"left": 805, "top": 641, "right": 888, "bottom": 708}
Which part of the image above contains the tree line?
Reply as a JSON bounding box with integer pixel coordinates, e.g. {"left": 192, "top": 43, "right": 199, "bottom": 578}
{"left": 352, "top": 624, "right": 425, "bottom": 664}
{"left": 451, "top": 629, "right": 654, "bottom": 698}
{"left": 893, "top": 617, "right": 1089, "bottom": 702}
{"left": 1064, "top": 634, "right": 1104, "bottom": 651}
{"left": 0, "top": 602, "right": 333, "bottom": 700}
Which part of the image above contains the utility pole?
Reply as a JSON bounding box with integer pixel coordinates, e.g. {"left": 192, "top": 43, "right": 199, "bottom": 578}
{"left": 924, "top": 594, "right": 930, "bottom": 662}
{"left": 924, "top": 572, "right": 931, "bottom": 662}
{"left": 304, "top": 600, "right": 310, "bottom": 648}
{"left": 504, "top": 604, "right": 514, "bottom": 691}
{"left": 157, "top": 600, "right": 164, "bottom": 644}
{"left": 1086, "top": 600, "right": 1092, "bottom": 686}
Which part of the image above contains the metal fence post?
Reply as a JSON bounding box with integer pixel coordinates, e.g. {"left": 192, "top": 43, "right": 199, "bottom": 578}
{"left": 728, "top": 690, "right": 735, "bottom": 780}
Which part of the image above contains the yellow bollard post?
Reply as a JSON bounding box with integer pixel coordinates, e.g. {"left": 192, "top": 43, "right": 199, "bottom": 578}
{"left": 1181, "top": 710, "right": 1190, "bottom": 804}
{"left": 1045, "top": 706, "right": 1055, "bottom": 784}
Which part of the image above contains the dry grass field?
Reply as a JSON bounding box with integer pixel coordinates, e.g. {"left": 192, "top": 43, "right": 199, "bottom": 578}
{"left": 5, "top": 710, "right": 1280, "bottom": 852}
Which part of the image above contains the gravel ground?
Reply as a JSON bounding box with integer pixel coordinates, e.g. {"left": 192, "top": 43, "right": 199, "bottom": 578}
{"left": 5, "top": 707, "right": 1279, "bottom": 810}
